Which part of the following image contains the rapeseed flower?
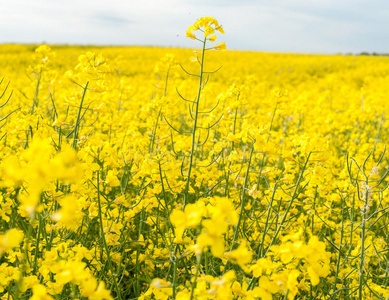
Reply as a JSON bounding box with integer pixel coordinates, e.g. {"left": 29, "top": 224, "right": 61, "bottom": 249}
{"left": 186, "top": 17, "right": 225, "bottom": 43}
{"left": 0, "top": 18, "right": 389, "bottom": 299}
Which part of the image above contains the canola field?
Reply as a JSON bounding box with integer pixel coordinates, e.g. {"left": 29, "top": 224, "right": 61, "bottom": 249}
{"left": 1, "top": 18, "right": 389, "bottom": 299}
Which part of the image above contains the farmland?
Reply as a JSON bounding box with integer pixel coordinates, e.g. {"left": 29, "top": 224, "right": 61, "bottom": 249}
{"left": 1, "top": 18, "right": 389, "bottom": 299}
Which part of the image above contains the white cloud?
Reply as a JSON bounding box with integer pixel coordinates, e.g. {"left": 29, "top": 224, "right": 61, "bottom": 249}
{"left": 1, "top": 0, "right": 389, "bottom": 53}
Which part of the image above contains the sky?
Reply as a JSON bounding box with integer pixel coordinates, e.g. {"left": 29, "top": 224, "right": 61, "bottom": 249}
{"left": 1, "top": 0, "right": 389, "bottom": 54}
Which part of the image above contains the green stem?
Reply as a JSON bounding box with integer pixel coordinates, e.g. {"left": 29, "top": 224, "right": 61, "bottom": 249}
{"left": 32, "top": 212, "right": 43, "bottom": 273}
{"left": 230, "top": 145, "right": 254, "bottom": 249}
{"left": 169, "top": 245, "right": 179, "bottom": 299}
{"left": 32, "top": 70, "right": 42, "bottom": 110}
{"left": 223, "top": 145, "right": 254, "bottom": 274}
{"left": 96, "top": 170, "right": 122, "bottom": 300}
{"left": 256, "top": 181, "right": 278, "bottom": 258}
{"left": 150, "top": 67, "right": 170, "bottom": 154}
{"left": 332, "top": 197, "right": 345, "bottom": 297}
{"left": 72, "top": 81, "right": 89, "bottom": 150}
{"left": 248, "top": 152, "right": 311, "bottom": 290}
{"left": 190, "top": 253, "right": 202, "bottom": 300}
{"left": 150, "top": 108, "right": 162, "bottom": 153}
{"left": 359, "top": 181, "right": 369, "bottom": 300}
{"left": 183, "top": 39, "right": 207, "bottom": 209}
{"left": 265, "top": 152, "right": 311, "bottom": 256}
{"left": 224, "top": 108, "right": 238, "bottom": 197}
{"left": 158, "top": 161, "right": 174, "bottom": 239}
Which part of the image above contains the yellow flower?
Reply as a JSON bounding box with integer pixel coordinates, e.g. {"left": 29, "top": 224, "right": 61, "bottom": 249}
{"left": 52, "top": 194, "right": 83, "bottom": 231}
{"left": 170, "top": 202, "right": 206, "bottom": 243}
{"left": 0, "top": 229, "right": 24, "bottom": 255}
{"left": 30, "top": 284, "right": 54, "bottom": 300}
{"left": 64, "top": 70, "right": 78, "bottom": 84}
{"left": 217, "top": 25, "right": 225, "bottom": 34}
{"left": 214, "top": 42, "right": 226, "bottom": 51}
{"left": 186, "top": 30, "right": 196, "bottom": 40}
{"left": 224, "top": 242, "right": 252, "bottom": 270}
{"left": 204, "top": 25, "right": 215, "bottom": 37}
{"left": 208, "top": 35, "right": 217, "bottom": 42}
{"left": 196, "top": 218, "right": 226, "bottom": 257}
{"left": 93, "top": 282, "right": 114, "bottom": 300}
{"left": 186, "top": 17, "right": 225, "bottom": 44}
{"left": 287, "top": 270, "right": 300, "bottom": 299}
{"left": 307, "top": 266, "right": 320, "bottom": 286}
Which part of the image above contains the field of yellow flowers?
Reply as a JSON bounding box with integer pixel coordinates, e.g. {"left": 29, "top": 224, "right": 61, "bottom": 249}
{"left": 1, "top": 17, "right": 389, "bottom": 299}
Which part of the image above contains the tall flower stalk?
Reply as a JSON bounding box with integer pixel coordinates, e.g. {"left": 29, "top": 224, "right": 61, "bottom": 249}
{"left": 176, "top": 17, "right": 225, "bottom": 208}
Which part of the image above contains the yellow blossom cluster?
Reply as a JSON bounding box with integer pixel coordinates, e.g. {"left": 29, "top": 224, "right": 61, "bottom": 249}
{"left": 0, "top": 16, "right": 389, "bottom": 299}
{"left": 186, "top": 17, "right": 226, "bottom": 50}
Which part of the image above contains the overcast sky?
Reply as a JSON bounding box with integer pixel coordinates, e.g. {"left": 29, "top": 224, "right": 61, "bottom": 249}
{"left": 2, "top": 0, "right": 389, "bottom": 54}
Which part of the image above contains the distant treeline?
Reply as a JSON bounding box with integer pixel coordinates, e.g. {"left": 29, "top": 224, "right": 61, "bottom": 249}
{"left": 355, "top": 52, "right": 389, "bottom": 56}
